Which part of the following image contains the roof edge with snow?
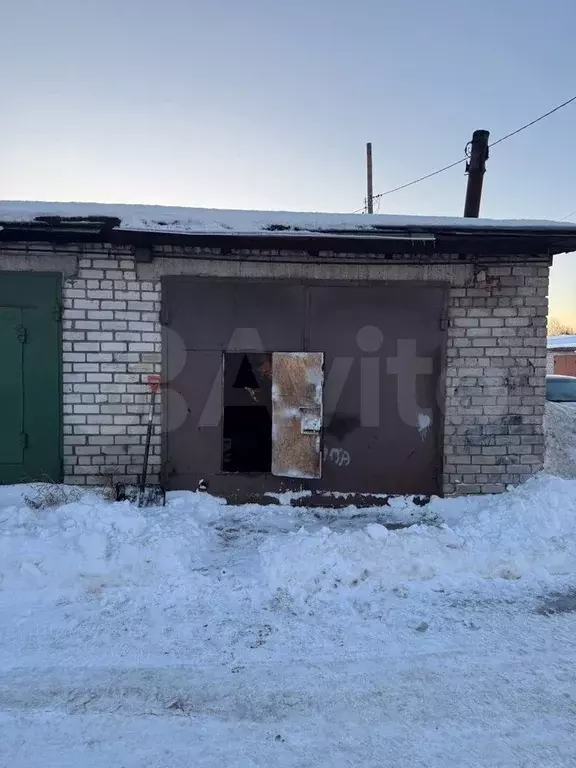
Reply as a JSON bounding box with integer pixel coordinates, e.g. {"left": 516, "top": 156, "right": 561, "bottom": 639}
{"left": 547, "top": 335, "right": 576, "bottom": 351}
{"left": 1, "top": 201, "right": 576, "bottom": 256}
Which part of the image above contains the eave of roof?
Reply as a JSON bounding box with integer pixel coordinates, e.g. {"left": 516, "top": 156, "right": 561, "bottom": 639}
{"left": 1, "top": 202, "right": 576, "bottom": 256}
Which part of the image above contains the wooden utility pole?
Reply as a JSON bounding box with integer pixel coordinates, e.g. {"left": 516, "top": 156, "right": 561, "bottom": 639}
{"left": 464, "top": 129, "right": 490, "bottom": 217}
{"left": 366, "top": 142, "right": 374, "bottom": 214}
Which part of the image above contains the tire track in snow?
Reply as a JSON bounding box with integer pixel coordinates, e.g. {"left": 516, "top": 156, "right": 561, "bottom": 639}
{"left": 1, "top": 649, "right": 575, "bottom": 720}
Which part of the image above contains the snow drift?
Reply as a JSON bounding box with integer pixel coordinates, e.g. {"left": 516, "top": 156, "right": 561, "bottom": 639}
{"left": 0, "top": 490, "right": 218, "bottom": 592}
{"left": 545, "top": 402, "right": 576, "bottom": 478}
{"left": 2, "top": 475, "right": 576, "bottom": 602}
{"left": 260, "top": 476, "right": 576, "bottom": 601}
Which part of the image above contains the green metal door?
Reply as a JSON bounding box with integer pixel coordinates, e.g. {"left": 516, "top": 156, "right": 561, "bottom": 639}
{"left": 0, "top": 308, "right": 25, "bottom": 470}
{"left": 0, "top": 273, "right": 62, "bottom": 483}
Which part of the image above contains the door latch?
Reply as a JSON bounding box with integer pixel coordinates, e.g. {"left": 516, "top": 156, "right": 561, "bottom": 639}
{"left": 300, "top": 408, "right": 322, "bottom": 435}
{"left": 15, "top": 325, "right": 27, "bottom": 343}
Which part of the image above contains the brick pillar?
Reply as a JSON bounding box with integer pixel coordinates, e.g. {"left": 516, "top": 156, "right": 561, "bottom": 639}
{"left": 443, "top": 264, "right": 549, "bottom": 494}
{"left": 62, "top": 247, "right": 162, "bottom": 485}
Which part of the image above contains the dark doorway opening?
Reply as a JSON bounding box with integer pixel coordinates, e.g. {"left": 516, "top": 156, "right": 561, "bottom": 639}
{"left": 223, "top": 353, "right": 272, "bottom": 473}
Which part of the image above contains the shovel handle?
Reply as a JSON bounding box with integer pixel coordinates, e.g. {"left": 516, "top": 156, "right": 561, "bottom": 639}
{"left": 138, "top": 375, "right": 161, "bottom": 505}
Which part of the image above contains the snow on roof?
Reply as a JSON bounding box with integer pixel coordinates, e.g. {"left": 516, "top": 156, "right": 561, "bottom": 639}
{"left": 548, "top": 335, "right": 576, "bottom": 350}
{"left": 1, "top": 200, "right": 576, "bottom": 238}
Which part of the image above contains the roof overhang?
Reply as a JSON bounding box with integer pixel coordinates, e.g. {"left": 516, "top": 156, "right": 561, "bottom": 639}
{"left": 1, "top": 214, "right": 576, "bottom": 257}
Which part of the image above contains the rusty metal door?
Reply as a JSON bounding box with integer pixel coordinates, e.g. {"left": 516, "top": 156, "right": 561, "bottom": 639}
{"left": 307, "top": 284, "right": 445, "bottom": 496}
{"left": 271, "top": 352, "right": 324, "bottom": 479}
{"left": 163, "top": 278, "right": 306, "bottom": 495}
{"left": 163, "top": 278, "right": 445, "bottom": 498}
{"left": 555, "top": 354, "right": 576, "bottom": 376}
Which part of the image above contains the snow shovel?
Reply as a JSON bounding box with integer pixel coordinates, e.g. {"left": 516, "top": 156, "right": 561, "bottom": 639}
{"left": 116, "top": 374, "right": 166, "bottom": 507}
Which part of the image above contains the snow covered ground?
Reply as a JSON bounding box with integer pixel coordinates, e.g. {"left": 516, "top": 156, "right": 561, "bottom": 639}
{"left": 2, "top": 436, "right": 576, "bottom": 765}
{"left": 545, "top": 402, "right": 576, "bottom": 477}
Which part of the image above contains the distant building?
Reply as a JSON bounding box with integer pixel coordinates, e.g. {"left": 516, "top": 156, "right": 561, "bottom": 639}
{"left": 547, "top": 335, "right": 576, "bottom": 375}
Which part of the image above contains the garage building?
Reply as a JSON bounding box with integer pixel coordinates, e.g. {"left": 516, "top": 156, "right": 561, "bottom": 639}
{"left": 1, "top": 202, "right": 575, "bottom": 501}
{"left": 547, "top": 335, "right": 576, "bottom": 375}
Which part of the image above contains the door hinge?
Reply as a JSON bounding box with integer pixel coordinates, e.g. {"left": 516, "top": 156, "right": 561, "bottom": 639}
{"left": 159, "top": 304, "right": 171, "bottom": 326}
{"left": 439, "top": 311, "right": 449, "bottom": 332}
{"left": 53, "top": 302, "right": 63, "bottom": 321}
{"left": 20, "top": 432, "right": 29, "bottom": 450}
{"left": 15, "top": 324, "right": 27, "bottom": 343}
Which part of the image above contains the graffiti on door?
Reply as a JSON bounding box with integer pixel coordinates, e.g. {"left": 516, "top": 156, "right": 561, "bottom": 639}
{"left": 323, "top": 446, "right": 351, "bottom": 468}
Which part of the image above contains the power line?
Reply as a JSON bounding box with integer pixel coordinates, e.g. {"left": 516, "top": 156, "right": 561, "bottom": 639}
{"left": 489, "top": 95, "right": 576, "bottom": 148}
{"left": 561, "top": 210, "right": 576, "bottom": 221}
{"left": 373, "top": 158, "right": 467, "bottom": 200}
{"left": 364, "top": 94, "right": 576, "bottom": 207}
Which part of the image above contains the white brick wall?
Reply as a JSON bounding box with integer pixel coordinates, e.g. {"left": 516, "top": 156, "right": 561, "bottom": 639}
{"left": 443, "top": 265, "right": 549, "bottom": 495}
{"left": 143, "top": 253, "right": 550, "bottom": 495}
{"left": 0, "top": 241, "right": 552, "bottom": 496}
{"left": 61, "top": 247, "right": 162, "bottom": 485}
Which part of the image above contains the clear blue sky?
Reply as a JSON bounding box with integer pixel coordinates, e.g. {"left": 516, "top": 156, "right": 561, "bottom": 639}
{"left": 1, "top": 0, "right": 575, "bottom": 324}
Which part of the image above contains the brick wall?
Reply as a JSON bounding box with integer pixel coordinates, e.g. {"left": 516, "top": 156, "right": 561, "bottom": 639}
{"left": 0, "top": 242, "right": 551, "bottom": 495}
{"left": 61, "top": 246, "right": 162, "bottom": 485}
{"left": 142, "top": 252, "right": 550, "bottom": 495}
{"left": 443, "top": 264, "right": 549, "bottom": 494}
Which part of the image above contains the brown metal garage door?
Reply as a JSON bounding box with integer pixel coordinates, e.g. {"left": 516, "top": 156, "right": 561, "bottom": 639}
{"left": 162, "top": 278, "right": 446, "bottom": 499}
{"left": 555, "top": 354, "right": 576, "bottom": 376}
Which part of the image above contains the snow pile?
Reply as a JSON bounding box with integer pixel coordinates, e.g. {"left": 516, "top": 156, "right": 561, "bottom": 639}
{"left": 2, "top": 473, "right": 576, "bottom": 606}
{"left": 260, "top": 476, "right": 576, "bottom": 601}
{"left": 452, "top": 475, "right": 576, "bottom": 579}
{"left": 260, "top": 522, "right": 464, "bottom": 602}
{"left": 545, "top": 402, "right": 576, "bottom": 477}
{"left": 0, "top": 489, "right": 220, "bottom": 592}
